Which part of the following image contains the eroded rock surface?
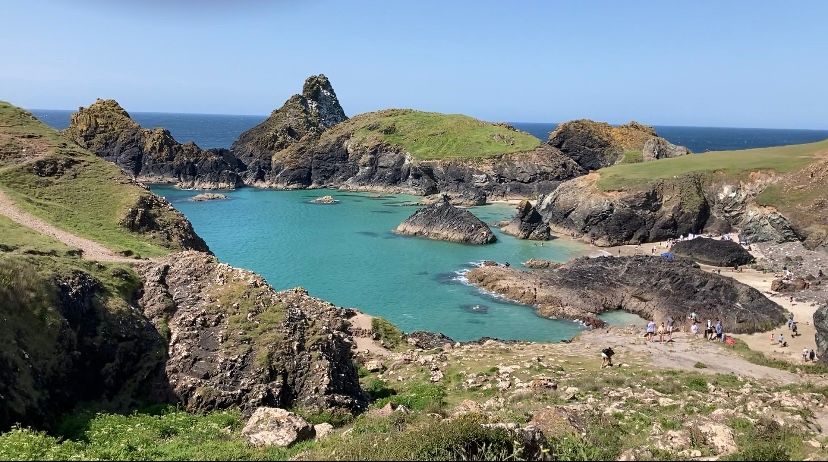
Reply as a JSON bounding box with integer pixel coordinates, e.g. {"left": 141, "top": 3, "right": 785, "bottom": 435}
{"left": 500, "top": 200, "right": 550, "bottom": 240}
{"left": 395, "top": 196, "right": 495, "bottom": 244}
{"left": 671, "top": 238, "right": 755, "bottom": 267}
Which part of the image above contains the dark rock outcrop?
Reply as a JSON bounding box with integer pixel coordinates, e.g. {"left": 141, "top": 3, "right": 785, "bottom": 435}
{"left": 395, "top": 196, "right": 495, "bottom": 244}
{"left": 548, "top": 120, "right": 689, "bottom": 170}
{"left": 537, "top": 174, "right": 710, "bottom": 246}
{"left": 406, "top": 331, "right": 455, "bottom": 350}
{"left": 231, "top": 74, "right": 348, "bottom": 184}
{"left": 66, "top": 99, "right": 244, "bottom": 189}
{"left": 136, "top": 251, "right": 365, "bottom": 415}
{"left": 466, "top": 255, "right": 785, "bottom": 333}
{"left": 671, "top": 238, "right": 755, "bottom": 267}
{"left": 500, "top": 200, "right": 551, "bottom": 240}
{"left": 0, "top": 259, "right": 168, "bottom": 430}
{"left": 120, "top": 193, "right": 210, "bottom": 253}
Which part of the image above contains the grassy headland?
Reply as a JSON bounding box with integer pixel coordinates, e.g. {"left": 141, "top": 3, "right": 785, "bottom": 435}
{"left": 345, "top": 109, "right": 541, "bottom": 160}
{"left": 596, "top": 138, "right": 828, "bottom": 192}
{"left": 0, "top": 101, "right": 179, "bottom": 257}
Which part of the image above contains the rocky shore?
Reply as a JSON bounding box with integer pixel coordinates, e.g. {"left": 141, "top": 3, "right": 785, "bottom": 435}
{"left": 466, "top": 255, "right": 786, "bottom": 332}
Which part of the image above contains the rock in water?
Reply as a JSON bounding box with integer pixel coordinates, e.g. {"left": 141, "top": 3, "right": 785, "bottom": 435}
{"left": 671, "top": 238, "right": 755, "bottom": 267}
{"left": 311, "top": 195, "right": 338, "bottom": 204}
{"left": 466, "top": 255, "right": 785, "bottom": 333}
{"left": 395, "top": 196, "right": 496, "bottom": 244}
{"left": 192, "top": 193, "right": 227, "bottom": 201}
{"left": 242, "top": 407, "right": 315, "bottom": 447}
{"left": 501, "top": 200, "right": 551, "bottom": 240}
{"left": 136, "top": 251, "right": 365, "bottom": 415}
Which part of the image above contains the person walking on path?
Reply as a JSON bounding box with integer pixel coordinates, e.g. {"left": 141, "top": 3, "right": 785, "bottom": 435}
{"left": 715, "top": 319, "right": 724, "bottom": 343}
{"left": 646, "top": 320, "right": 657, "bottom": 342}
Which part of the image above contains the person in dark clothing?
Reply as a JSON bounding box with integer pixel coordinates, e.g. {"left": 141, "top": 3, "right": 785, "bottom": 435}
{"left": 601, "top": 347, "right": 615, "bottom": 368}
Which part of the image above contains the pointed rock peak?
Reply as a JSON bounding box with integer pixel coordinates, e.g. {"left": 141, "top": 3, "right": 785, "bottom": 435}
{"left": 84, "top": 98, "right": 133, "bottom": 120}
{"left": 300, "top": 74, "right": 347, "bottom": 128}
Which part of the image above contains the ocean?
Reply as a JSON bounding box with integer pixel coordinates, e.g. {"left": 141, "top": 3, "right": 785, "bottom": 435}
{"left": 33, "top": 109, "right": 828, "bottom": 152}
{"left": 31, "top": 109, "right": 828, "bottom": 340}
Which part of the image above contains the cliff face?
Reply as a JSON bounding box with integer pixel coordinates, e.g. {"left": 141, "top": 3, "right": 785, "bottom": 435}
{"left": 467, "top": 255, "right": 786, "bottom": 332}
{"left": 395, "top": 196, "right": 496, "bottom": 244}
{"left": 231, "top": 74, "right": 348, "bottom": 184}
{"left": 548, "top": 119, "right": 690, "bottom": 170}
{"left": 136, "top": 251, "right": 365, "bottom": 414}
{"left": 66, "top": 99, "right": 244, "bottom": 189}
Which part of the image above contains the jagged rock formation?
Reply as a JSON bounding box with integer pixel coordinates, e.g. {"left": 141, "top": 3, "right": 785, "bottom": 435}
{"left": 671, "top": 238, "right": 755, "bottom": 267}
{"left": 120, "top": 193, "right": 209, "bottom": 252}
{"left": 395, "top": 196, "right": 495, "bottom": 244}
{"left": 136, "top": 251, "right": 365, "bottom": 415}
{"left": 0, "top": 259, "right": 168, "bottom": 430}
{"left": 548, "top": 120, "right": 690, "bottom": 170}
{"left": 537, "top": 174, "right": 711, "bottom": 246}
{"left": 467, "top": 255, "right": 785, "bottom": 332}
{"left": 231, "top": 74, "right": 348, "bottom": 184}
{"left": 66, "top": 99, "right": 244, "bottom": 189}
{"left": 500, "top": 200, "right": 551, "bottom": 240}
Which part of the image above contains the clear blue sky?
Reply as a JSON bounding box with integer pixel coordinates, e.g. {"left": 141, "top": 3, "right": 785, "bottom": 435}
{"left": 2, "top": 1, "right": 827, "bottom": 128}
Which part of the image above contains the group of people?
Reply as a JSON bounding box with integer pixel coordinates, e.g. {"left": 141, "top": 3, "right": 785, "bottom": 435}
{"left": 686, "top": 312, "right": 726, "bottom": 342}
{"left": 644, "top": 317, "right": 676, "bottom": 343}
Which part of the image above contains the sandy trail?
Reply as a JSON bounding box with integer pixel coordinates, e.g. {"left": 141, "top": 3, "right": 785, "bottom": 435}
{"left": 0, "top": 189, "right": 136, "bottom": 263}
{"left": 348, "top": 311, "right": 392, "bottom": 357}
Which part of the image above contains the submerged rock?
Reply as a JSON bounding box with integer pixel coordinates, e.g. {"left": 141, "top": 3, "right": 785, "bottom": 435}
{"left": 500, "top": 200, "right": 551, "bottom": 240}
{"left": 311, "top": 195, "right": 338, "bottom": 204}
{"left": 192, "top": 193, "right": 227, "bottom": 201}
{"left": 395, "top": 196, "right": 496, "bottom": 244}
{"left": 671, "top": 237, "right": 755, "bottom": 267}
{"left": 466, "top": 255, "right": 785, "bottom": 333}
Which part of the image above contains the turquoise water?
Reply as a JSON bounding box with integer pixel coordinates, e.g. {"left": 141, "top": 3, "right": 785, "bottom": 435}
{"left": 152, "top": 186, "right": 591, "bottom": 341}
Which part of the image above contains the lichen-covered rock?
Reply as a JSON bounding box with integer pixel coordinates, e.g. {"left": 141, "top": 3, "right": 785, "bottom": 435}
{"left": 671, "top": 237, "right": 755, "bottom": 267}
{"left": 120, "top": 193, "right": 209, "bottom": 253}
{"left": 66, "top": 99, "right": 243, "bottom": 189}
{"left": 136, "top": 251, "right": 365, "bottom": 415}
{"left": 739, "top": 206, "right": 800, "bottom": 244}
{"left": 395, "top": 196, "right": 495, "bottom": 244}
{"left": 466, "top": 255, "right": 785, "bottom": 333}
{"left": 548, "top": 119, "right": 688, "bottom": 170}
{"left": 241, "top": 407, "right": 315, "bottom": 447}
{"left": 500, "top": 200, "right": 551, "bottom": 240}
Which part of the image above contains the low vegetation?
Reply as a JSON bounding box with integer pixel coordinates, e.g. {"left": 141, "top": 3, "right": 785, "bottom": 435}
{"left": 371, "top": 316, "right": 406, "bottom": 350}
{"left": 346, "top": 109, "right": 541, "bottom": 160}
{"left": 596, "top": 138, "right": 828, "bottom": 191}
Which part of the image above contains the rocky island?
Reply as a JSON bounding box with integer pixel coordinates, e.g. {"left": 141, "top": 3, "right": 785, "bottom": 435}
{"left": 395, "top": 196, "right": 496, "bottom": 244}
{"left": 671, "top": 237, "right": 755, "bottom": 267}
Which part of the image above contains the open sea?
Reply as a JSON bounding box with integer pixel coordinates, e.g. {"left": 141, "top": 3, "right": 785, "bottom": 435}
{"left": 32, "top": 109, "right": 828, "bottom": 341}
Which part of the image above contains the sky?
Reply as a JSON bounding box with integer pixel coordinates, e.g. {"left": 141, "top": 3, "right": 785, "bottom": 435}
{"left": 2, "top": 1, "right": 827, "bottom": 129}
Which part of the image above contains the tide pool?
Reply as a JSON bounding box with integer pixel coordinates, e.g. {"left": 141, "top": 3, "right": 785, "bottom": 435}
{"left": 153, "top": 186, "right": 592, "bottom": 341}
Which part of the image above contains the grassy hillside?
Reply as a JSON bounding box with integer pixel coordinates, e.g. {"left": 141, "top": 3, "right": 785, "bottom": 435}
{"left": 0, "top": 101, "right": 179, "bottom": 257}
{"left": 345, "top": 109, "right": 541, "bottom": 160}
{"left": 596, "top": 138, "right": 828, "bottom": 191}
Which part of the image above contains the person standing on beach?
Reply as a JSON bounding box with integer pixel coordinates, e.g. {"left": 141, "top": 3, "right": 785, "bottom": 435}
{"left": 715, "top": 319, "right": 723, "bottom": 342}
{"left": 646, "top": 320, "right": 656, "bottom": 342}
{"left": 657, "top": 322, "right": 667, "bottom": 343}
{"left": 666, "top": 316, "right": 675, "bottom": 342}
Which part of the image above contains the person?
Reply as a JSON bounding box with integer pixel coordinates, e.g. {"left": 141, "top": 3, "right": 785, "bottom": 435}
{"left": 792, "top": 321, "right": 799, "bottom": 337}
{"left": 778, "top": 332, "right": 787, "bottom": 347}
{"left": 819, "top": 269, "right": 825, "bottom": 278}
{"left": 657, "top": 322, "right": 667, "bottom": 343}
{"left": 803, "top": 348, "right": 811, "bottom": 362}
{"left": 810, "top": 349, "right": 817, "bottom": 362}
{"left": 715, "top": 319, "right": 724, "bottom": 342}
{"left": 646, "top": 320, "right": 657, "bottom": 342}
{"left": 688, "top": 311, "right": 699, "bottom": 324}
{"left": 691, "top": 322, "right": 700, "bottom": 335}
{"left": 666, "top": 316, "right": 675, "bottom": 342}
{"left": 787, "top": 313, "right": 795, "bottom": 330}
{"left": 601, "top": 347, "right": 615, "bottom": 368}
{"left": 705, "top": 319, "right": 714, "bottom": 340}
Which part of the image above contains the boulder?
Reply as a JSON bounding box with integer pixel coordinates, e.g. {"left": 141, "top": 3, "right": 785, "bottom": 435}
{"left": 739, "top": 207, "right": 800, "bottom": 244}
{"left": 642, "top": 137, "right": 691, "bottom": 161}
{"left": 314, "top": 423, "right": 335, "bottom": 440}
{"left": 527, "top": 407, "right": 583, "bottom": 437}
{"left": 192, "top": 193, "right": 227, "bottom": 201}
{"left": 311, "top": 195, "right": 338, "bottom": 204}
{"left": 406, "top": 331, "right": 455, "bottom": 350}
{"left": 395, "top": 196, "right": 496, "bottom": 244}
{"left": 500, "top": 200, "right": 551, "bottom": 240}
{"left": 523, "top": 259, "right": 560, "bottom": 269}
{"left": 671, "top": 237, "right": 755, "bottom": 267}
{"left": 242, "top": 407, "right": 315, "bottom": 447}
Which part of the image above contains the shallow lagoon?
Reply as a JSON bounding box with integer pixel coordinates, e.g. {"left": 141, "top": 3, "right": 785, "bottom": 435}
{"left": 154, "top": 186, "right": 599, "bottom": 341}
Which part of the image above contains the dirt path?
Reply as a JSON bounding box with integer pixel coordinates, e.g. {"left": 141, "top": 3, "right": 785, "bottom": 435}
{"left": 0, "top": 189, "right": 136, "bottom": 263}
{"left": 348, "top": 311, "right": 393, "bottom": 357}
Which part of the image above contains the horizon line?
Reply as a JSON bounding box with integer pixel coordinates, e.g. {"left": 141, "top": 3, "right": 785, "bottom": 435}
{"left": 28, "top": 107, "right": 828, "bottom": 132}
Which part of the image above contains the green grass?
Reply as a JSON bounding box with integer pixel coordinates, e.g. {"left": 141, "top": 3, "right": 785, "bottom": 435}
{"left": 596, "top": 138, "right": 828, "bottom": 191}
{"left": 622, "top": 149, "right": 643, "bottom": 163}
{"left": 0, "top": 101, "right": 174, "bottom": 257}
{"left": 0, "top": 407, "right": 300, "bottom": 461}
{"left": 0, "top": 215, "right": 72, "bottom": 256}
{"left": 347, "top": 109, "right": 541, "bottom": 160}
{"left": 371, "top": 316, "right": 406, "bottom": 350}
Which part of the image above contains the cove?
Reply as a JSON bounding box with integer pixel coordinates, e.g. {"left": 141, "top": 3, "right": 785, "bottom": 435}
{"left": 153, "top": 186, "right": 594, "bottom": 341}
